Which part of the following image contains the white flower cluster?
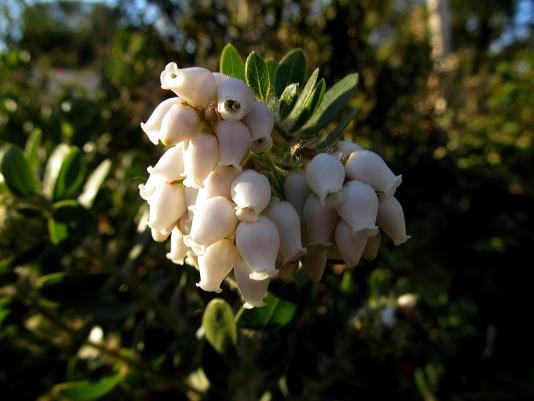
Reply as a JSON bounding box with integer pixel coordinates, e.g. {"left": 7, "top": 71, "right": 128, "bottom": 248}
{"left": 139, "top": 62, "right": 410, "bottom": 309}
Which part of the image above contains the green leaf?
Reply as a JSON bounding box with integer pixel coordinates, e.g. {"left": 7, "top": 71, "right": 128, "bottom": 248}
{"left": 278, "top": 83, "right": 299, "bottom": 120}
{"left": 245, "top": 51, "right": 270, "bottom": 101}
{"left": 202, "top": 299, "right": 237, "bottom": 354}
{"left": 0, "top": 145, "right": 37, "bottom": 196}
{"left": 265, "top": 58, "right": 278, "bottom": 98}
{"left": 220, "top": 43, "right": 245, "bottom": 81}
{"left": 52, "top": 374, "right": 121, "bottom": 401}
{"left": 53, "top": 147, "right": 86, "bottom": 200}
{"left": 78, "top": 159, "right": 111, "bottom": 207}
{"left": 318, "top": 108, "right": 359, "bottom": 149}
{"left": 296, "top": 73, "right": 359, "bottom": 139}
{"left": 274, "top": 49, "right": 306, "bottom": 97}
{"left": 240, "top": 281, "right": 297, "bottom": 330}
{"left": 24, "top": 129, "right": 42, "bottom": 175}
{"left": 285, "top": 69, "right": 325, "bottom": 132}
{"left": 38, "top": 271, "right": 110, "bottom": 304}
{"left": 48, "top": 200, "right": 95, "bottom": 249}
{"left": 43, "top": 144, "right": 71, "bottom": 198}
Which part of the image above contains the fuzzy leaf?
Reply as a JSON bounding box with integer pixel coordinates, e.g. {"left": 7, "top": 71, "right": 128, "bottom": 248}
{"left": 220, "top": 43, "right": 245, "bottom": 81}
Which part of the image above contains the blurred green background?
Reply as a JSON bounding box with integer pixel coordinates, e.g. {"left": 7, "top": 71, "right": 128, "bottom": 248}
{"left": 1, "top": 0, "right": 534, "bottom": 400}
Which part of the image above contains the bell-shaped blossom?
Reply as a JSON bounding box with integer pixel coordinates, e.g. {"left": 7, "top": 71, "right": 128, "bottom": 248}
{"left": 183, "top": 133, "right": 219, "bottom": 188}
{"left": 236, "top": 216, "right": 280, "bottom": 280}
{"left": 345, "top": 149, "right": 402, "bottom": 199}
{"left": 215, "top": 120, "right": 251, "bottom": 168}
{"left": 160, "top": 63, "right": 216, "bottom": 107}
{"left": 139, "top": 144, "right": 185, "bottom": 201}
{"left": 234, "top": 258, "right": 270, "bottom": 309}
{"left": 337, "top": 140, "right": 362, "bottom": 159}
{"left": 140, "top": 97, "right": 180, "bottom": 144}
{"left": 335, "top": 220, "right": 367, "bottom": 268}
{"left": 148, "top": 183, "right": 186, "bottom": 236}
{"left": 277, "top": 260, "right": 298, "bottom": 283}
{"left": 166, "top": 227, "right": 187, "bottom": 264}
{"left": 151, "top": 227, "right": 170, "bottom": 242}
{"left": 217, "top": 78, "right": 254, "bottom": 121}
{"left": 263, "top": 199, "right": 305, "bottom": 262}
{"left": 184, "top": 186, "right": 199, "bottom": 210}
{"left": 305, "top": 153, "right": 345, "bottom": 208}
{"left": 231, "top": 169, "right": 271, "bottom": 221}
{"left": 185, "top": 196, "right": 237, "bottom": 252}
{"left": 194, "top": 166, "right": 241, "bottom": 211}
{"left": 196, "top": 238, "right": 239, "bottom": 293}
{"left": 301, "top": 246, "right": 328, "bottom": 283}
{"left": 303, "top": 193, "right": 338, "bottom": 247}
{"left": 251, "top": 134, "right": 273, "bottom": 153}
{"left": 363, "top": 231, "right": 381, "bottom": 261}
{"left": 376, "top": 196, "right": 411, "bottom": 245}
{"left": 284, "top": 171, "right": 310, "bottom": 219}
{"left": 159, "top": 103, "right": 199, "bottom": 146}
{"left": 337, "top": 180, "right": 379, "bottom": 237}
{"left": 242, "top": 101, "right": 274, "bottom": 140}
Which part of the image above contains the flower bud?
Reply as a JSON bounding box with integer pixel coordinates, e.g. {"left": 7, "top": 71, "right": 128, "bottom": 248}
{"left": 161, "top": 63, "right": 216, "bottom": 107}
{"left": 242, "top": 101, "right": 274, "bottom": 140}
{"left": 301, "top": 246, "right": 327, "bottom": 283}
{"left": 236, "top": 216, "right": 280, "bottom": 280}
{"left": 363, "top": 231, "right": 381, "bottom": 261}
{"left": 217, "top": 78, "right": 255, "bottom": 121}
{"left": 250, "top": 134, "right": 273, "bottom": 153}
{"left": 234, "top": 258, "right": 270, "bottom": 309}
{"left": 214, "top": 120, "right": 251, "bottom": 168}
{"left": 337, "top": 181, "right": 379, "bottom": 237}
{"left": 151, "top": 227, "right": 170, "bottom": 242}
{"left": 196, "top": 238, "right": 239, "bottom": 293}
{"left": 263, "top": 199, "right": 305, "bottom": 263}
{"left": 305, "top": 153, "right": 345, "bottom": 208}
{"left": 159, "top": 103, "right": 199, "bottom": 146}
{"left": 141, "top": 97, "right": 180, "bottom": 144}
{"left": 194, "top": 165, "right": 241, "bottom": 211}
{"left": 183, "top": 133, "right": 219, "bottom": 188}
{"left": 231, "top": 170, "right": 271, "bottom": 222}
{"left": 345, "top": 149, "right": 402, "bottom": 199}
{"left": 376, "top": 196, "right": 411, "bottom": 245}
{"left": 283, "top": 171, "right": 310, "bottom": 219}
{"left": 186, "top": 196, "right": 237, "bottom": 251}
{"left": 303, "top": 193, "right": 338, "bottom": 247}
{"left": 166, "top": 227, "right": 187, "bottom": 264}
{"left": 148, "top": 183, "right": 186, "bottom": 236}
{"left": 337, "top": 140, "right": 362, "bottom": 159}
{"left": 334, "top": 220, "right": 367, "bottom": 268}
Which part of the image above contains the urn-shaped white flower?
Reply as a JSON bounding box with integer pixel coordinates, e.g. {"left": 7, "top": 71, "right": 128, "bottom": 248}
{"left": 337, "top": 140, "right": 362, "bottom": 159}
{"left": 151, "top": 227, "right": 170, "bottom": 242}
{"left": 363, "top": 231, "right": 381, "bottom": 261}
{"left": 159, "top": 103, "right": 199, "bottom": 146}
{"left": 305, "top": 153, "right": 345, "bottom": 208}
{"left": 334, "top": 220, "right": 367, "bottom": 268}
{"left": 183, "top": 133, "right": 219, "bottom": 188}
{"left": 214, "top": 120, "right": 251, "bottom": 168}
{"left": 148, "top": 183, "right": 186, "bottom": 236}
{"left": 160, "top": 63, "right": 216, "bottom": 107}
{"left": 184, "top": 186, "right": 199, "bottom": 210}
{"left": 376, "top": 196, "right": 411, "bottom": 245}
{"left": 301, "top": 247, "right": 328, "bottom": 283}
{"left": 234, "top": 258, "right": 270, "bottom": 309}
{"left": 236, "top": 216, "right": 280, "bottom": 280}
{"left": 186, "top": 196, "right": 237, "bottom": 251}
{"left": 283, "top": 171, "right": 310, "bottom": 219}
{"left": 166, "top": 227, "right": 187, "bottom": 265}
{"left": 140, "top": 97, "right": 180, "bottom": 145}
{"left": 337, "top": 180, "right": 379, "bottom": 237}
{"left": 231, "top": 169, "right": 271, "bottom": 222}
{"left": 217, "top": 78, "right": 255, "bottom": 121}
{"left": 242, "top": 101, "right": 274, "bottom": 139}
{"left": 139, "top": 144, "right": 185, "bottom": 201}
{"left": 194, "top": 165, "right": 241, "bottom": 211}
{"left": 345, "top": 149, "right": 402, "bottom": 199}
{"left": 196, "top": 238, "right": 239, "bottom": 293}
{"left": 303, "top": 193, "right": 339, "bottom": 247}
{"left": 263, "top": 199, "right": 305, "bottom": 263}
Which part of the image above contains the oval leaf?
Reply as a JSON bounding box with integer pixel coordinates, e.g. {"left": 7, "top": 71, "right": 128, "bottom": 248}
{"left": 285, "top": 69, "right": 323, "bottom": 132}
{"left": 24, "top": 129, "right": 43, "bottom": 175}
{"left": 245, "top": 51, "right": 270, "bottom": 101}
{"left": 274, "top": 49, "right": 305, "bottom": 97}
{"left": 78, "top": 159, "right": 111, "bottom": 207}
{"left": 220, "top": 43, "right": 245, "bottom": 81}
{"left": 278, "top": 83, "right": 299, "bottom": 120}
{"left": 297, "top": 73, "right": 359, "bottom": 139}
{"left": 265, "top": 58, "right": 278, "bottom": 98}
{"left": 43, "top": 144, "right": 71, "bottom": 198}
{"left": 52, "top": 374, "right": 121, "bottom": 401}
{"left": 53, "top": 147, "right": 86, "bottom": 200}
{"left": 0, "top": 145, "right": 37, "bottom": 196}
{"left": 202, "top": 299, "right": 237, "bottom": 354}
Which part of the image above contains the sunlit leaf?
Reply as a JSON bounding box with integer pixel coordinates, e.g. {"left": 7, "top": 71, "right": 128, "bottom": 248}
{"left": 220, "top": 43, "right": 245, "bottom": 81}
{"left": 0, "top": 145, "right": 37, "bottom": 196}
{"left": 202, "top": 299, "right": 237, "bottom": 354}
{"left": 279, "top": 83, "right": 299, "bottom": 120}
{"left": 52, "top": 374, "right": 121, "bottom": 401}
{"left": 274, "top": 49, "right": 306, "bottom": 97}
{"left": 78, "top": 159, "right": 111, "bottom": 207}
{"left": 245, "top": 51, "right": 270, "bottom": 101}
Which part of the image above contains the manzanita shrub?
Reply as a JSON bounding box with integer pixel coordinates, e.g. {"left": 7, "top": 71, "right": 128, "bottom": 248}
{"left": 139, "top": 44, "right": 410, "bottom": 308}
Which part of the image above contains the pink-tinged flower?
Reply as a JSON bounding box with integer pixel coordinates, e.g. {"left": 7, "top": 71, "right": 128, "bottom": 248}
{"left": 334, "top": 220, "right": 367, "bottom": 268}
{"left": 377, "top": 196, "right": 411, "bottom": 245}
{"left": 140, "top": 97, "right": 180, "bottom": 145}
{"left": 337, "top": 180, "right": 379, "bottom": 237}
{"left": 196, "top": 238, "right": 239, "bottom": 293}
{"left": 303, "top": 193, "right": 338, "bottom": 247}
{"left": 305, "top": 153, "right": 345, "bottom": 208}
{"left": 159, "top": 103, "right": 199, "bottom": 146}
{"left": 231, "top": 169, "right": 271, "bottom": 222}
{"left": 194, "top": 166, "right": 241, "bottom": 211}
{"left": 160, "top": 63, "right": 217, "bottom": 107}
{"left": 183, "top": 133, "right": 219, "bottom": 188}
{"left": 283, "top": 170, "right": 310, "bottom": 219}
{"left": 217, "top": 78, "right": 255, "bottom": 121}
{"left": 166, "top": 227, "right": 187, "bottom": 265}
{"left": 148, "top": 183, "right": 186, "bottom": 236}
{"left": 234, "top": 258, "right": 270, "bottom": 309}
{"left": 242, "top": 101, "right": 274, "bottom": 152}
{"left": 214, "top": 120, "right": 251, "bottom": 168}
{"left": 363, "top": 231, "right": 381, "bottom": 261}
{"left": 337, "top": 140, "right": 362, "bottom": 159}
